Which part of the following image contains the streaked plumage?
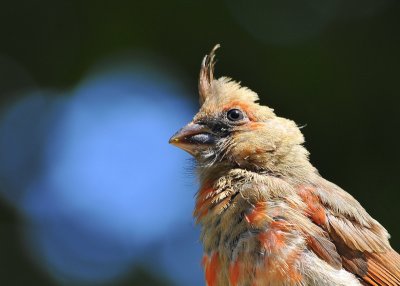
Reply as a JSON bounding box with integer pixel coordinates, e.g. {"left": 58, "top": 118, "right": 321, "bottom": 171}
{"left": 170, "top": 45, "right": 400, "bottom": 286}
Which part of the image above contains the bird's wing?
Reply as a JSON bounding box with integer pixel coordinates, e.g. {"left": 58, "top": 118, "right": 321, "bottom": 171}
{"left": 298, "top": 179, "right": 400, "bottom": 286}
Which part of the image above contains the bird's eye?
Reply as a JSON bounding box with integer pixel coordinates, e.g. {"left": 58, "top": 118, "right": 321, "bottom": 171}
{"left": 227, "top": 109, "right": 244, "bottom": 121}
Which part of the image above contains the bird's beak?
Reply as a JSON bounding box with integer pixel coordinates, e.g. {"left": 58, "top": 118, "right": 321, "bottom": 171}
{"left": 169, "top": 122, "right": 215, "bottom": 156}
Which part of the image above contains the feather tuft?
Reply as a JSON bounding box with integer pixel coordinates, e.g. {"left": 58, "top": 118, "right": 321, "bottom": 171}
{"left": 199, "top": 44, "right": 220, "bottom": 106}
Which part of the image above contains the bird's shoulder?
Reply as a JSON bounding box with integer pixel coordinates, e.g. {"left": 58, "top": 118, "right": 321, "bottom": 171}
{"left": 296, "top": 177, "right": 400, "bottom": 285}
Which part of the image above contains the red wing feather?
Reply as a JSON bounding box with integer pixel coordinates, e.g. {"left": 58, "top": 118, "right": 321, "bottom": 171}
{"left": 298, "top": 183, "right": 400, "bottom": 286}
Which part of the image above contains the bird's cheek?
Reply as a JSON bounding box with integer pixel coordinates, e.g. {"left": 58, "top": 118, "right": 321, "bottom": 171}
{"left": 230, "top": 142, "right": 274, "bottom": 167}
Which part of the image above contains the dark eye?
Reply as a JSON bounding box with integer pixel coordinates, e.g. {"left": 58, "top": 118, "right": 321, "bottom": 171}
{"left": 227, "top": 109, "right": 244, "bottom": 121}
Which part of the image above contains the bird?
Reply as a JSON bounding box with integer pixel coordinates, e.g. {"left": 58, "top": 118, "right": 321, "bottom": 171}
{"left": 169, "top": 45, "right": 400, "bottom": 286}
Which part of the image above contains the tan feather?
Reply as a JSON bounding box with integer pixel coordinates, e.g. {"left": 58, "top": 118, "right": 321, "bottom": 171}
{"left": 199, "top": 44, "right": 220, "bottom": 106}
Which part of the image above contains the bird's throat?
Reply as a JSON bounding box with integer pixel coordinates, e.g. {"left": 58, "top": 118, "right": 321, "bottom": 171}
{"left": 193, "top": 177, "right": 239, "bottom": 224}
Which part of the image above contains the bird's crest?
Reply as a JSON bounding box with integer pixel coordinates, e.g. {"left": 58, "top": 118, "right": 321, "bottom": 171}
{"left": 199, "top": 44, "right": 220, "bottom": 106}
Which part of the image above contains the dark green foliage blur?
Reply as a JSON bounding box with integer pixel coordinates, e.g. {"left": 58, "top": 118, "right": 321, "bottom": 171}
{"left": 0, "top": 0, "right": 399, "bottom": 285}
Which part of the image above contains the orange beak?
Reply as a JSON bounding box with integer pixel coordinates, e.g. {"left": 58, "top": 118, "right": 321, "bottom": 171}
{"left": 169, "top": 122, "right": 215, "bottom": 156}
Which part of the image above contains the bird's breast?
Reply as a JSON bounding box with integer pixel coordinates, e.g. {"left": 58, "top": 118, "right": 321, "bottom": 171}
{"left": 195, "top": 171, "right": 309, "bottom": 286}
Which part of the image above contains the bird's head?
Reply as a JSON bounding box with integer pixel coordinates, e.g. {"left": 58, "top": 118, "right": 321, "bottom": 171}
{"left": 170, "top": 45, "right": 309, "bottom": 174}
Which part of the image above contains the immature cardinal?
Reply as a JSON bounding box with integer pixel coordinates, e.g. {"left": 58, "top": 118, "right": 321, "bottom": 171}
{"left": 169, "top": 45, "right": 400, "bottom": 286}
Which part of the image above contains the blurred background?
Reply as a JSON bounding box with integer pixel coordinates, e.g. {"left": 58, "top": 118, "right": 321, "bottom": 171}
{"left": 0, "top": 0, "right": 399, "bottom": 285}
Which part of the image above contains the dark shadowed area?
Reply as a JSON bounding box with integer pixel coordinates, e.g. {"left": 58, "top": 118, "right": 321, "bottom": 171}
{"left": 0, "top": 0, "right": 399, "bottom": 285}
